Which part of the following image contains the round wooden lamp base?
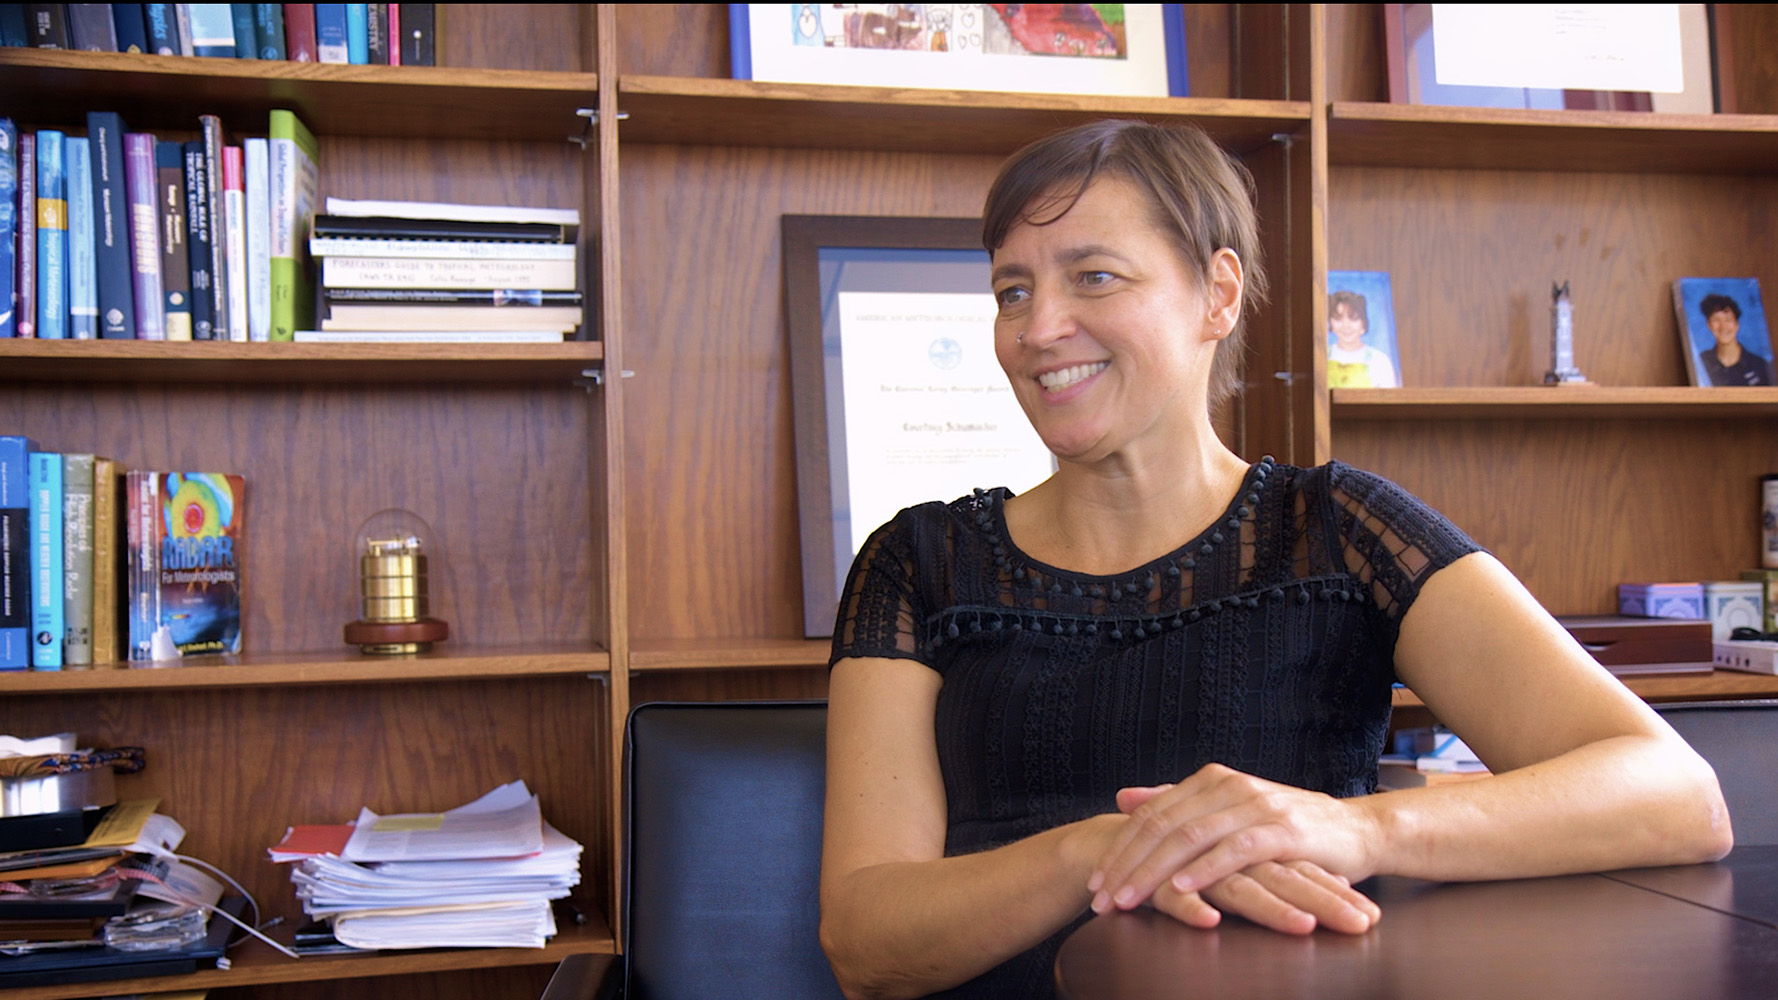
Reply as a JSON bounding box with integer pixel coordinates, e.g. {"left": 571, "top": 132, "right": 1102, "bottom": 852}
{"left": 344, "top": 618, "right": 450, "bottom": 655}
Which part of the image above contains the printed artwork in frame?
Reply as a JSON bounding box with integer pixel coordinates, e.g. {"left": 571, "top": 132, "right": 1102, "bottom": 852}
{"left": 1326, "top": 270, "right": 1401, "bottom": 389}
{"left": 783, "top": 215, "right": 1055, "bottom": 637}
{"left": 731, "top": 4, "right": 1188, "bottom": 98}
{"left": 1673, "top": 277, "right": 1776, "bottom": 387}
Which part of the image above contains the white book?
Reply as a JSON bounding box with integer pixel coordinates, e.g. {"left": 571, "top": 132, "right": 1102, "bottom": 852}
{"left": 319, "top": 304, "right": 581, "bottom": 333}
{"left": 244, "top": 138, "right": 271, "bottom": 342}
{"left": 324, "top": 197, "right": 581, "bottom": 228}
{"left": 320, "top": 256, "right": 578, "bottom": 291}
{"left": 310, "top": 237, "right": 577, "bottom": 261}
{"left": 222, "top": 148, "right": 248, "bottom": 342}
{"left": 294, "top": 330, "right": 566, "bottom": 343}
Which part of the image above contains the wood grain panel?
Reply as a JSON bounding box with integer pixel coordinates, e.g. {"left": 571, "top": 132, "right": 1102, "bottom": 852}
{"left": 237, "top": 965, "right": 558, "bottom": 1000}
{"left": 1331, "top": 417, "right": 1778, "bottom": 614}
{"left": 438, "top": 4, "right": 587, "bottom": 73}
{"left": 1323, "top": 3, "right": 1385, "bottom": 104}
{"left": 631, "top": 666, "right": 830, "bottom": 706}
{"left": 0, "top": 384, "right": 594, "bottom": 655}
{"left": 321, "top": 136, "right": 585, "bottom": 214}
{"left": 1329, "top": 166, "right": 1778, "bottom": 389}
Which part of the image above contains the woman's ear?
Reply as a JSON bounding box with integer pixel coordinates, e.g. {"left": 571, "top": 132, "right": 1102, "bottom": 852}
{"left": 1204, "top": 248, "right": 1243, "bottom": 342}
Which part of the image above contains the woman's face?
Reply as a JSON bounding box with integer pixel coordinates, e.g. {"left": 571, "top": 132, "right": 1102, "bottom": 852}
{"left": 989, "top": 176, "right": 1229, "bottom": 465}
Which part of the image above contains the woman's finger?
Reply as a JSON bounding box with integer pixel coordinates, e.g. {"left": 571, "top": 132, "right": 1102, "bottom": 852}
{"left": 1199, "top": 871, "right": 1316, "bottom": 935}
{"left": 1148, "top": 880, "right": 1222, "bottom": 929}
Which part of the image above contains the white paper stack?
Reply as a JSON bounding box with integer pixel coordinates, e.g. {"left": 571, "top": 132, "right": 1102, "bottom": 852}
{"left": 287, "top": 781, "right": 582, "bottom": 950}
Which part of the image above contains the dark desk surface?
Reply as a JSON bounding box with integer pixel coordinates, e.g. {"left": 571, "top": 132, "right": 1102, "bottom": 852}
{"left": 1055, "top": 849, "right": 1778, "bottom": 1000}
{"left": 1606, "top": 843, "right": 1778, "bottom": 928}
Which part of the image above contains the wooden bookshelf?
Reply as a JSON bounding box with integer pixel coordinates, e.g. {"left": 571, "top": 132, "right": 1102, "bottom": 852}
{"left": 1396, "top": 670, "right": 1778, "bottom": 709}
{"left": 1333, "top": 386, "right": 1778, "bottom": 420}
{"left": 0, "top": 339, "right": 603, "bottom": 383}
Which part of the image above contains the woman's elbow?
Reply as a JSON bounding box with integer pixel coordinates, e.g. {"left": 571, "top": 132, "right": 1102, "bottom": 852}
{"left": 1671, "top": 749, "right": 1735, "bottom": 863}
{"left": 820, "top": 913, "right": 912, "bottom": 1000}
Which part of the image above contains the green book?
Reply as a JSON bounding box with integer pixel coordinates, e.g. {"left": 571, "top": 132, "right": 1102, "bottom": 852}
{"left": 61, "top": 453, "right": 94, "bottom": 666}
{"left": 268, "top": 109, "right": 318, "bottom": 342}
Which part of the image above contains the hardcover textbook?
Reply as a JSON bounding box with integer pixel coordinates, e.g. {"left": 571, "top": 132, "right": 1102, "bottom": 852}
{"left": 126, "top": 472, "right": 245, "bottom": 660}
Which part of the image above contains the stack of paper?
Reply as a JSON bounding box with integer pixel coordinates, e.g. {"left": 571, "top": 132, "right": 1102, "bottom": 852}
{"left": 269, "top": 781, "right": 581, "bottom": 950}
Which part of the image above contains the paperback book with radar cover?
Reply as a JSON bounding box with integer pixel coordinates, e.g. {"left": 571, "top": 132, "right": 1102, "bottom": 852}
{"left": 127, "top": 472, "right": 245, "bottom": 660}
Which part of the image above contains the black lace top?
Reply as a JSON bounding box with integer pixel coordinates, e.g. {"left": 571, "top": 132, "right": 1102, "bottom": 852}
{"left": 830, "top": 459, "right": 1482, "bottom": 999}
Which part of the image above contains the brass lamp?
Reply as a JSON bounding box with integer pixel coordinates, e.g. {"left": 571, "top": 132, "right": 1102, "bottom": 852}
{"left": 343, "top": 508, "right": 450, "bottom": 654}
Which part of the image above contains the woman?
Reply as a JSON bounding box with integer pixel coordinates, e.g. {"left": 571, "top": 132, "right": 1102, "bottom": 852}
{"left": 818, "top": 119, "right": 1730, "bottom": 1000}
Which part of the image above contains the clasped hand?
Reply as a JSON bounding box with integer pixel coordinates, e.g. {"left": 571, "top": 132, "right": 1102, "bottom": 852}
{"left": 1088, "top": 763, "right": 1382, "bottom": 935}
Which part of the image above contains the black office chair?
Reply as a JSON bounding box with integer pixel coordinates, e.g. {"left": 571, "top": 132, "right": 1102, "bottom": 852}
{"left": 555, "top": 701, "right": 842, "bottom": 1000}
{"left": 1656, "top": 699, "right": 1778, "bottom": 846}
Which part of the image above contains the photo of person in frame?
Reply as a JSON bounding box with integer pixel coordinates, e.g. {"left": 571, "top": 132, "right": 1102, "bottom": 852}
{"left": 1326, "top": 271, "right": 1400, "bottom": 388}
{"left": 1673, "top": 278, "right": 1776, "bottom": 387}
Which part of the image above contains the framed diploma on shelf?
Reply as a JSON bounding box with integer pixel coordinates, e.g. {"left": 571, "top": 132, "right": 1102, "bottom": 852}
{"left": 783, "top": 215, "right": 1055, "bottom": 637}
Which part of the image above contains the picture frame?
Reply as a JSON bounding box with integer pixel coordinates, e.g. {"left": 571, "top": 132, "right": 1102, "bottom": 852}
{"left": 1382, "top": 3, "right": 1719, "bottom": 114}
{"left": 731, "top": 4, "right": 1188, "bottom": 98}
{"left": 1672, "top": 277, "right": 1776, "bottom": 387}
{"left": 1326, "top": 270, "right": 1401, "bottom": 389}
{"left": 783, "top": 215, "right": 1055, "bottom": 637}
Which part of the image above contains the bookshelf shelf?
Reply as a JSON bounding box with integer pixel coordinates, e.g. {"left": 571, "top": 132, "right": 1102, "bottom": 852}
{"left": 1395, "top": 670, "right": 1778, "bottom": 710}
{"left": 629, "top": 637, "right": 831, "bottom": 673}
{"left": 616, "top": 74, "right": 1310, "bottom": 155}
{"left": 0, "top": 339, "right": 604, "bottom": 384}
{"left": 1332, "top": 386, "right": 1778, "bottom": 420}
{"left": 0, "top": 48, "right": 601, "bottom": 142}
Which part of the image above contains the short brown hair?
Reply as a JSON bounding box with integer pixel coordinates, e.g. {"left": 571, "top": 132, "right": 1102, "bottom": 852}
{"left": 981, "top": 119, "right": 1267, "bottom": 413}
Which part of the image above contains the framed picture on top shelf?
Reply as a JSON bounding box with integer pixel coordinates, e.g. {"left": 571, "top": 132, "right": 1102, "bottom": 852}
{"left": 1673, "top": 278, "right": 1777, "bottom": 387}
{"left": 1326, "top": 271, "right": 1400, "bottom": 389}
{"left": 729, "top": 4, "right": 1188, "bottom": 98}
{"left": 1383, "top": 3, "right": 1718, "bottom": 113}
{"left": 782, "top": 214, "right": 1055, "bottom": 637}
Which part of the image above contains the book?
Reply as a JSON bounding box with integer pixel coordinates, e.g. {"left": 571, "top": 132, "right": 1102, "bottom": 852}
{"left": 60, "top": 453, "right": 92, "bottom": 667}
{"left": 343, "top": 1, "right": 363, "bottom": 62}
{"left": 309, "top": 236, "right": 576, "bottom": 261}
{"left": 65, "top": 3, "right": 115, "bottom": 50}
{"left": 156, "top": 140, "right": 191, "bottom": 340}
{"left": 123, "top": 132, "right": 166, "bottom": 340}
{"left": 312, "top": 215, "right": 572, "bottom": 244}
{"left": 185, "top": 2, "right": 234, "bottom": 55}
{"left": 293, "top": 329, "right": 565, "bottom": 343}
{"left": 127, "top": 472, "right": 244, "bottom": 660}
{"left": 199, "top": 115, "right": 229, "bottom": 337}
{"left": 0, "top": 118, "right": 15, "bottom": 338}
{"left": 65, "top": 136, "right": 95, "bottom": 339}
{"left": 25, "top": 3, "right": 69, "bottom": 47}
{"left": 251, "top": 1, "right": 282, "bottom": 57}
{"left": 313, "top": 2, "right": 344, "bottom": 62}
{"left": 227, "top": 1, "right": 255, "bottom": 57}
{"left": 34, "top": 128, "right": 66, "bottom": 340}
{"left": 384, "top": 1, "right": 396, "bottom": 63}
{"left": 111, "top": 2, "right": 146, "bottom": 52}
{"left": 14, "top": 132, "right": 33, "bottom": 337}
{"left": 268, "top": 109, "right": 317, "bottom": 342}
{"left": 220, "top": 143, "right": 247, "bottom": 341}
{"left": 143, "top": 2, "right": 177, "bottom": 53}
{"left": 181, "top": 141, "right": 214, "bottom": 338}
{"left": 364, "top": 2, "right": 384, "bottom": 63}
{"left": 325, "top": 288, "right": 582, "bottom": 306}
{"left": 91, "top": 456, "right": 118, "bottom": 665}
{"left": 321, "top": 255, "right": 577, "bottom": 291}
{"left": 0, "top": 436, "right": 31, "bottom": 672}
{"left": 86, "top": 111, "right": 134, "bottom": 339}
{"left": 123, "top": 469, "right": 155, "bottom": 660}
{"left": 172, "top": 0, "right": 192, "bottom": 54}
{"left": 324, "top": 197, "right": 581, "bottom": 228}
{"left": 0, "top": 5, "right": 27, "bottom": 46}
{"left": 398, "top": 1, "right": 429, "bottom": 65}
{"left": 283, "top": 2, "right": 315, "bottom": 60}
{"left": 319, "top": 303, "right": 582, "bottom": 333}
{"left": 244, "top": 137, "right": 269, "bottom": 340}
{"left": 28, "top": 451, "right": 62, "bottom": 670}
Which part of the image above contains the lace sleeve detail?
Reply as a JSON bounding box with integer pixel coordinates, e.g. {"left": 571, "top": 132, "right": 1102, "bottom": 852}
{"left": 829, "top": 507, "right": 930, "bottom": 667}
{"left": 1323, "top": 462, "right": 1484, "bottom": 630}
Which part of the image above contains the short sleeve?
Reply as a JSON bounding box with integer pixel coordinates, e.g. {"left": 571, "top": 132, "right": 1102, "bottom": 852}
{"left": 829, "top": 507, "right": 932, "bottom": 667}
{"left": 1322, "top": 462, "right": 1484, "bottom": 634}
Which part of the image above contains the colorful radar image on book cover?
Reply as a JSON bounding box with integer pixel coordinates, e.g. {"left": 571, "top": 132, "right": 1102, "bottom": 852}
{"left": 789, "top": 4, "right": 1130, "bottom": 57}
{"left": 159, "top": 472, "right": 245, "bottom": 656}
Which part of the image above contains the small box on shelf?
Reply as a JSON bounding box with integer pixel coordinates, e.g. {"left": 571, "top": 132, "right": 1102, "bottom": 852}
{"left": 1703, "top": 581, "right": 1763, "bottom": 641}
{"left": 1714, "top": 640, "right": 1778, "bottom": 675}
{"left": 1618, "top": 582, "right": 1705, "bottom": 619}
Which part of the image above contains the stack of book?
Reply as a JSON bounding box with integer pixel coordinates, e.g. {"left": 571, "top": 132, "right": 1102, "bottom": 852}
{"left": 0, "top": 4, "right": 436, "bottom": 65}
{"left": 303, "top": 198, "right": 583, "bottom": 343}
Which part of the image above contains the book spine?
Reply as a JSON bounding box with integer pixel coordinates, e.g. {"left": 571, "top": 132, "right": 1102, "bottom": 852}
{"left": 185, "top": 2, "right": 233, "bottom": 55}
{"left": 312, "top": 215, "right": 567, "bottom": 243}
{"left": 398, "top": 1, "right": 427, "bottom": 65}
{"left": 34, "top": 129, "right": 66, "bottom": 340}
{"left": 325, "top": 288, "right": 583, "bottom": 305}
{"left": 66, "top": 2, "right": 115, "bottom": 49}
{"left": 25, "top": 4, "right": 68, "bottom": 47}
{"left": 0, "top": 437, "right": 31, "bottom": 671}
{"left": 199, "top": 115, "right": 228, "bottom": 334}
{"left": 308, "top": 236, "right": 576, "bottom": 260}
{"left": 14, "top": 133, "right": 33, "bottom": 337}
{"left": 90, "top": 456, "right": 117, "bottom": 665}
{"left": 221, "top": 144, "right": 246, "bottom": 341}
{"left": 173, "top": 1, "right": 192, "bottom": 54}
{"left": 111, "top": 3, "right": 147, "bottom": 51}
{"left": 384, "top": 1, "right": 396, "bottom": 63}
{"left": 283, "top": 2, "right": 314, "bottom": 60}
{"left": 0, "top": 5, "right": 28, "bottom": 46}
{"left": 86, "top": 111, "right": 134, "bottom": 339}
{"left": 0, "top": 119, "right": 15, "bottom": 339}
{"left": 60, "top": 453, "right": 92, "bottom": 667}
{"left": 244, "top": 136, "right": 269, "bottom": 340}
{"left": 143, "top": 2, "right": 176, "bottom": 53}
{"left": 268, "top": 108, "right": 317, "bottom": 341}
{"left": 28, "top": 451, "right": 63, "bottom": 670}
{"left": 123, "top": 132, "right": 165, "bottom": 340}
{"left": 251, "top": 1, "right": 280, "bottom": 57}
{"left": 155, "top": 141, "right": 191, "bottom": 340}
{"left": 363, "top": 2, "right": 382, "bottom": 63}
{"left": 313, "top": 2, "right": 343, "bottom": 62}
{"left": 343, "top": 1, "right": 362, "bottom": 62}
{"left": 321, "top": 255, "right": 578, "bottom": 291}
{"left": 124, "top": 469, "right": 156, "bottom": 661}
{"left": 65, "top": 136, "right": 96, "bottom": 339}
{"left": 227, "top": 1, "right": 254, "bottom": 57}
{"left": 181, "top": 140, "right": 215, "bottom": 338}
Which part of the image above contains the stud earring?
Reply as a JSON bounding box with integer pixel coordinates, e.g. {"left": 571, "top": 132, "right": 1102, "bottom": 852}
{"left": 1017, "top": 331, "right": 1025, "bottom": 344}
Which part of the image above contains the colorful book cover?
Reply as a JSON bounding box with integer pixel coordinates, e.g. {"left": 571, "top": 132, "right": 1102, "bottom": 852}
{"left": 244, "top": 136, "right": 269, "bottom": 341}
{"left": 313, "top": 2, "right": 345, "bottom": 62}
{"left": 91, "top": 456, "right": 118, "bottom": 665}
{"left": 283, "top": 3, "right": 315, "bottom": 61}
{"left": 0, "top": 436, "right": 32, "bottom": 671}
{"left": 61, "top": 453, "right": 92, "bottom": 666}
{"left": 28, "top": 451, "right": 63, "bottom": 670}
{"left": 343, "top": 2, "right": 364, "bottom": 62}
{"left": 0, "top": 118, "right": 15, "bottom": 338}
{"left": 182, "top": 140, "right": 216, "bottom": 339}
{"left": 156, "top": 140, "right": 191, "bottom": 340}
{"left": 199, "top": 115, "right": 228, "bottom": 336}
{"left": 251, "top": 2, "right": 282, "bottom": 57}
{"left": 15, "top": 132, "right": 34, "bottom": 338}
{"left": 111, "top": 3, "right": 147, "bottom": 52}
{"left": 143, "top": 2, "right": 177, "bottom": 53}
{"left": 65, "top": 135, "right": 97, "bottom": 339}
{"left": 185, "top": 2, "right": 235, "bottom": 56}
{"left": 124, "top": 469, "right": 156, "bottom": 660}
{"left": 86, "top": 111, "right": 135, "bottom": 339}
{"left": 123, "top": 132, "right": 165, "bottom": 340}
{"left": 156, "top": 472, "right": 243, "bottom": 657}
{"left": 268, "top": 108, "right": 317, "bottom": 341}
{"left": 220, "top": 144, "right": 246, "bottom": 341}
{"left": 227, "top": 2, "right": 255, "bottom": 57}
{"left": 34, "top": 128, "right": 66, "bottom": 340}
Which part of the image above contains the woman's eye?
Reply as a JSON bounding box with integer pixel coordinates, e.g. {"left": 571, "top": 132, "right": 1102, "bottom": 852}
{"left": 1081, "top": 270, "right": 1114, "bottom": 287}
{"left": 995, "top": 286, "right": 1029, "bottom": 308}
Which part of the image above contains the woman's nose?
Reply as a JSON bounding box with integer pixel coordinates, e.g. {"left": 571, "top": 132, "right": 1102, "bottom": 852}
{"left": 1020, "top": 291, "right": 1076, "bottom": 349}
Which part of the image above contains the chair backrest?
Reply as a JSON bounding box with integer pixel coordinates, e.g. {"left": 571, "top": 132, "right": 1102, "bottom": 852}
{"left": 1655, "top": 699, "right": 1778, "bottom": 846}
{"left": 623, "top": 701, "right": 844, "bottom": 1000}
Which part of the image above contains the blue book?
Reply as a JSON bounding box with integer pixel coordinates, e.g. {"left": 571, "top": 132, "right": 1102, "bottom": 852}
{"left": 0, "top": 119, "right": 16, "bottom": 339}
{"left": 112, "top": 3, "right": 147, "bottom": 52}
{"left": 343, "top": 2, "right": 364, "bottom": 63}
{"left": 86, "top": 111, "right": 135, "bottom": 339}
{"left": 185, "top": 3, "right": 235, "bottom": 56}
{"left": 313, "top": 3, "right": 345, "bottom": 62}
{"left": 27, "top": 451, "right": 62, "bottom": 670}
{"left": 34, "top": 129, "right": 67, "bottom": 340}
{"left": 227, "top": 2, "right": 255, "bottom": 57}
{"left": 0, "top": 4, "right": 28, "bottom": 46}
{"left": 251, "top": 1, "right": 281, "bottom": 58}
{"left": 0, "top": 437, "right": 31, "bottom": 671}
{"left": 65, "top": 136, "right": 96, "bottom": 339}
{"left": 143, "top": 2, "right": 177, "bottom": 53}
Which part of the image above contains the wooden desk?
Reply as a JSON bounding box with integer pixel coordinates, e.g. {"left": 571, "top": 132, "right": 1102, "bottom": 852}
{"left": 1606, "top": 844, "right": 1778, "bottom": 928}
{"left": 1055, "top": 851, "right": 1778, "bottom": 1000}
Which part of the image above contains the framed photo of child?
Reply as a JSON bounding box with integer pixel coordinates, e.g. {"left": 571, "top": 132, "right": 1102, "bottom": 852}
{"left": 1326, "top": 270, "right": 1401, "bottom": 388}
{"left": 1673, "top": 278, "right": 1776, "bottom": 387}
